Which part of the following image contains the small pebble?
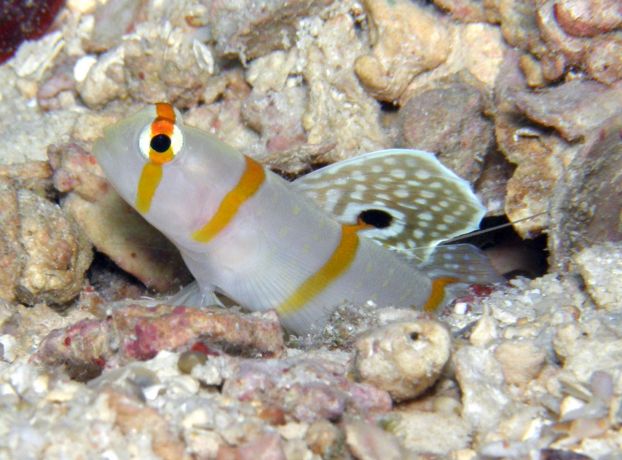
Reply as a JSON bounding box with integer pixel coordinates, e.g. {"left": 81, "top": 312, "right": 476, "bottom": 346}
{"left": 494, "top": 339, "right": 546, "bottom": 386}
{"left": 178, "top": 351, "right": 207, "bottom": 374}
{"left": 353, "top": 319, "right": 451, "bottom": 401}
{"left": 469, "top": 314, "right": 498, "bottom": 347}
{"left": 305, "top": 419, "right": 343, "bottom": 457}
{"left": 345, "top": 420, "right": 406, "bottom": 460}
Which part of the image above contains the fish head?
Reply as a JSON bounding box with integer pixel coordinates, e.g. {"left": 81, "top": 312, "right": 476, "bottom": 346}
{"left": 93, "top": 102, "right": 245, "bottom": 244}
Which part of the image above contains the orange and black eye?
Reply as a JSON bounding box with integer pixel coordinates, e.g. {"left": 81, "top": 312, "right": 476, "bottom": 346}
{"left": 138, "top": 103, "right": 184, "bottom": 164}
{"left": 150, "top": 133, "right": 171, "bottom": 153}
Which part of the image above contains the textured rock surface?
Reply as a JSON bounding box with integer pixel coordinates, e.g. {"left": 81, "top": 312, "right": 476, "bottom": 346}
{"left": 0, "top": 73, "right": 78, "bottom": 164}
{"left": 210, "top": 0, "right": 336, "bottom": 61}
{"left": 513, "top": 80, "right": 622, "bottom": 142}
{"left": 1, "top": 0, "right": 622, "bottom": 457}
{"left": 493, "top": 50, "right": 599, "bottom": 238}
{"left": 216, "top": 433, "right": 286, "bottom": 460}
{"left": 78, "top": 23, "right": 215, "bottom": 108}
{"left": 0, "top": 178, "right": 92, "bottom": 306}
{"left": 0, "top": 178, "right": 22, "bottom": 302}
{"left": 223, "top": 356, "right": 392, "bottom": 422}
{"left": 301, "top": 13, "right": 389, "bottom": 163}
{"left": 495, "top": 111, "right": 566, "bottom": 238}
{"left": 431, "top": 0, "right": 489, "bottom": 22}
{"left": 494, "top": 339, "right": 546, "bottom": 386}
{"left": 355, "top": 0, "right": 450, "bottom": 102}
{"left": 548, "top": 114, "right": 622, "bottom": 270}
{"left": 0, "top": 161, "right": 53, "bottom": 198}
{"left": 35, "top": 304, "right": 285, "bottom": 374}
{"left": 487, "top": 0, "right": 544, "bottom": 54}
{"left": 0, "top": 299, "right": 96, "bottom": 363}
{"left": 482, "top": 0, "right": 622, "bottom": 86}
{"left": 85, "top": 0, "right": 144, "bottom": 53}
{"left": 573, "top": 243, "right": 622, "bottom": 312}
{"left": 0, "top": 0, "right": 65, "bottom": 63}
{"left": 399, "top": 22, "right": 507, "bottom": 104}
{"left": 399, "top": 77, "right": 494, "bottom": 183}
{"left": 585, "top": 32, "right": 622, "bottom": 85}
{"left": 388, "top": 410, "right": 471, "bottom": 454}
{"left": 345, "top": 419, "right": 408, "bottom": 460}
{"left": 554, "top": 0, "right": 622, "bottom": 38}
{"left": 454, "top": 346, "right": 510, "bottom": 433}
{"left": 15, "top": 186, "right": 92, "bottom": 307}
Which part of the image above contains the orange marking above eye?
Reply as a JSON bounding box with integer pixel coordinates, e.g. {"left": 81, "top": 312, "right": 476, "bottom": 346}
{"left": 192, "top": 155, "right": 266, "bottom": 244}
{"left": 155, "top": 102, "right": 175, "bottom": 122}
{"left": 151, "top": 118, "right": 174, "bottom": 135}
{"left": 149, "top": 103, "right": 177, "bottom": 163}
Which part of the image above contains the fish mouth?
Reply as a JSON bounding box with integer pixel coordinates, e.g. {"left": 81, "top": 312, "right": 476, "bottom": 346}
{"left": 91, "top": 138, "right": 109, "bottom": 172}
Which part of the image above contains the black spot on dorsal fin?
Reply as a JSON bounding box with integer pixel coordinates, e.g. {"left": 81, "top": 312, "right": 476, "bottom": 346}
{"left": 358, "top": 209, "right": 393, "bottom": 229}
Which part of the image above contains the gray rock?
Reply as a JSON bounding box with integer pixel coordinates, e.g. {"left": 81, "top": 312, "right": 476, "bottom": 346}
{"left": 549, "top": 114, "right": 622, "bottom": 271}
{"left": 514, "top": 79, "right": 622, "bottom": 142}
{"left": 454, "top": 346, "right": 511, "bottom": 433}
{"left": 573, "top": 243, "right": 622, "bottom": 312}
{"left": 210, "top": 0, "right": 336, "bottom": 61}
{"left": 399, "top": 79, "right": 494, "bottom": 183}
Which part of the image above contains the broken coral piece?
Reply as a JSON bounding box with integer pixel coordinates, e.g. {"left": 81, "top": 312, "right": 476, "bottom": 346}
{"left": 34, "top": 304, "right": 285, "bottom": 380}
{"left": 223, "top": 356, "right": 392, "bottom": 422}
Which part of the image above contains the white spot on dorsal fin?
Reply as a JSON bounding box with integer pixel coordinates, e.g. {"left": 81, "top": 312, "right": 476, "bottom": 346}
{"left": 419, "top": 244, "right": 503, "bottom": 285}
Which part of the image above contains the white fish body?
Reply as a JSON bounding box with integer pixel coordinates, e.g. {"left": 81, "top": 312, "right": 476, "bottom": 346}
{"left": 93, "top": 103, "right": 500, "bottom": 334}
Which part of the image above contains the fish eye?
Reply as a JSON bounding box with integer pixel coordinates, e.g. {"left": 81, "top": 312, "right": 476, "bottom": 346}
{"left": 138, "top": 122, "right": 184, "bottom": 164}
{"left": 150, "top": 133, "right": 171, "bottom": 153}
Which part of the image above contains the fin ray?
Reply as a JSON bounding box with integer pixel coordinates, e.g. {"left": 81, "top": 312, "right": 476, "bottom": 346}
{"left": 418, "top": 244, "right": 504, "bottom": 285}
{"left": 157, "top": 281, "right": 223, "bottom": 307}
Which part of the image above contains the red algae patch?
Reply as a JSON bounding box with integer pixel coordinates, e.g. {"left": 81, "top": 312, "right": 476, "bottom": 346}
{"left": 0, "top": 0, "right": 65, "bottom": 64}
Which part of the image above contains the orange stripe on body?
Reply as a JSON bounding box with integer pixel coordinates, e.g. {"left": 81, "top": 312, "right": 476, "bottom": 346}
{"left": 277, "top": 224, "right": 362, "bottom": 316}
{"left": 192, "top": 155, "right": 266, "bottom": 244}
{"left": 423, "top": 277, "right": 459, "bottom": 312}
{"left": 135, "top": 103, "right": 177, "bottom": 213}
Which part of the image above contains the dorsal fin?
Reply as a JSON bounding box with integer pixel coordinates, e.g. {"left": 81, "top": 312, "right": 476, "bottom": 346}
{"left": 293, "top": 149, "right": 486, "bottom": 262}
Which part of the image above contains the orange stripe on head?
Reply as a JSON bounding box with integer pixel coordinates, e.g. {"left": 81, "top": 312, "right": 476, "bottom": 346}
{"left": 135, "top": 161, "right": 163, "bottom": 214}
{"left": 192, "top": 155, "right": 266, "bottom": 244}
{"left": 277, "top": 224, "right": 360, "bottom": 316}
{"left": 423, "top": 277, "right": 459, "bottom": 312}
{"left": 135, "top": 103, "right": 180, "bottom": 213}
